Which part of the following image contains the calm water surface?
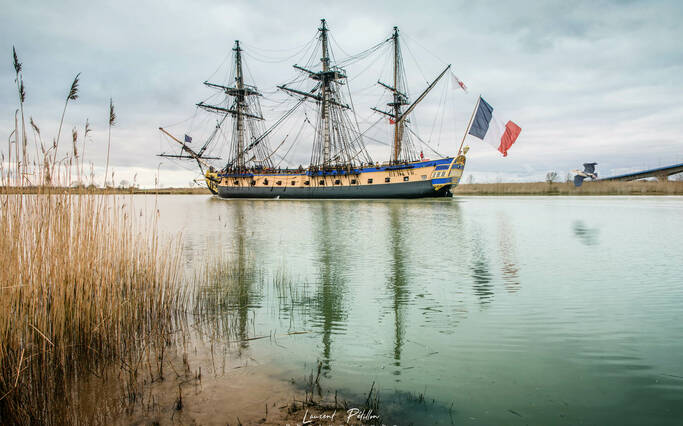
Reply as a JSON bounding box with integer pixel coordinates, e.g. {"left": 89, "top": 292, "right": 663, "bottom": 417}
{"left": 144, "top": 195, "right": 683, "bottom": 425}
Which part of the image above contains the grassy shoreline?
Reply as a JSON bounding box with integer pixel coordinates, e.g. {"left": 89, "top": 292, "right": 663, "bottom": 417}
{"left": 453, "top": 180, "right": 683, "bottom": 196}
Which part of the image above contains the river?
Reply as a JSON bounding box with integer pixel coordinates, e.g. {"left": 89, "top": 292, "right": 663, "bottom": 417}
{"left": 140, "top": 195, "right": 683, "bottom": 425}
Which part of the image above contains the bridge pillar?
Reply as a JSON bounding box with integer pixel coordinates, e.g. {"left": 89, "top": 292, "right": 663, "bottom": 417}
{"left": 654, "top": 172, "right": 669, "bottom": 182}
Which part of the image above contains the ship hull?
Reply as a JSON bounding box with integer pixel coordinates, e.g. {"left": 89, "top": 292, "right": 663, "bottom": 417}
{"left": 217, "top": 179, "right": 452, "bottom": 199}
{"left": 212, "top": 157, "right": 466, "bottom": 200}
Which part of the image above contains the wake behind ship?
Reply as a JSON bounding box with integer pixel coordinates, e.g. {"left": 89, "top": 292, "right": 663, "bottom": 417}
{"left": 160, "top": 20, "right": 469, "bottom": 199}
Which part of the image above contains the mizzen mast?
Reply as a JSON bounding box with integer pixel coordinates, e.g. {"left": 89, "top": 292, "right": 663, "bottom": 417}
{"left": 390, "top": 26, "right": 409, "bottom": 164}
{"left": 373, "top": 27, "right": 409, "bottom": 164}
{"left": 373, "top": 27, "right": 451, "bottom": 164}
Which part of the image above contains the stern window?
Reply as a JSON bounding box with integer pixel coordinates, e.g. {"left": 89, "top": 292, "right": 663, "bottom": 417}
{"left": 367, "top": 178, "right": 373, "bottom": 184}
{"left": 385, "top": 177, "right": 391, "bottom": 183}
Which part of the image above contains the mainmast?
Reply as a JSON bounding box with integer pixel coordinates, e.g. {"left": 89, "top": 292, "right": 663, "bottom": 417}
{"left": 320, "top": 19, "right": 332, "bottom": 166}
{"left": 278, "top": 19, "right": 374, "bottom": 169}
{"left": 278, "top": 19, "right": 354, "bottom": 168}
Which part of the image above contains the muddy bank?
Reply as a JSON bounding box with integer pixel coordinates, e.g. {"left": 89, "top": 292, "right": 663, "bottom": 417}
{"left": 80, "top": 336, "right": 385, "bottom": 425}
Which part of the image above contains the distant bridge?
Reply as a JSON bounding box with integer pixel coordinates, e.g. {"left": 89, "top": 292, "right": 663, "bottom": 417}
{"left": 600, "top": 162, "right": 683, "bottom": 182}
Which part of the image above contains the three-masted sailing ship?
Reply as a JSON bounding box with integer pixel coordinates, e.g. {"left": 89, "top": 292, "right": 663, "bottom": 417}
{"left": 160, "top": 19, "right": 468, "bottom": 199}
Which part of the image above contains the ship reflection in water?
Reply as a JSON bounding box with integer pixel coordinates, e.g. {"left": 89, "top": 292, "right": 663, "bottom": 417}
{"left": 162, "top": 195, "right": 683, "bottom": 425}
{"left": 231, "top": 202, "right": 260, "bottom": 351}
{"left": 470, "top": 221, "right": 495, "bottom": 306}
{"left": 386, "top": 205, "right": 409, "bottom": 378}
{"left": 311, "top": 202, "right": 349, "bottom": 375}
{"left": 498, "top": 213, "right": 520, "bottom": 292}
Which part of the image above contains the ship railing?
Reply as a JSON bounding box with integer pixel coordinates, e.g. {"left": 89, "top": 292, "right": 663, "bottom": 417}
{"left": 217, "top": 158, "right": 454, "bottom": 178}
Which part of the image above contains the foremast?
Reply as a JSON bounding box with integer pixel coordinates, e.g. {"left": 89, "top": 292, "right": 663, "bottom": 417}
{"left": 198, "top": 40, "right": 267, "bottom": 172}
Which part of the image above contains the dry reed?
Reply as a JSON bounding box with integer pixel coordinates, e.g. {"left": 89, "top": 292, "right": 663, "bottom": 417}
{"left": 0, "top": 188, "right": 185, "bottom": 424}
{"left": 0, "top": 49, "right": 185, "bottom": 424}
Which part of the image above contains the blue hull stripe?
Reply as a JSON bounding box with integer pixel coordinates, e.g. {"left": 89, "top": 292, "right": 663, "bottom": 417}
{"left": 431, "top": 178, "right": 453, "bottom": 184}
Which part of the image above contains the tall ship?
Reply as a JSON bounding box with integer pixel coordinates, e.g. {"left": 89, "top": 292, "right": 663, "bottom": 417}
{"left": 160, "top": 19, "right": 468, "bottom": 199}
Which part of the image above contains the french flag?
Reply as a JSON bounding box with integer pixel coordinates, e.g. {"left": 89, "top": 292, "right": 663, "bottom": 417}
{"left": 468, "top": 97, "right": 521, "bottom": 157}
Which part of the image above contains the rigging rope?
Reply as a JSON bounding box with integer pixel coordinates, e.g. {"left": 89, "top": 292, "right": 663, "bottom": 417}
{"left": 162, "top": 24, "right": 467, "bottom": 175}
{"left": 406, "top": 125, "right": 444, "bottom": 158}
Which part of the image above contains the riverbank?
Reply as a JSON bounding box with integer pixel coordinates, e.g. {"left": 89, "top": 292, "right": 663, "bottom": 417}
{"left": 114, "top": 339, "right": 383, "bottom": 425}
{"left": 5, "top": 180, "right": 683, "bottom": 196}
{"left": 453, "top": 180, "right": 683, "bottom": 195}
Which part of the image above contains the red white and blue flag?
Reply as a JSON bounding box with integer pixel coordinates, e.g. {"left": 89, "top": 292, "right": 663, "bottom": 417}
{"left": 452, "top": 74, "right": 468, "bottom": 92}
{"left": 468, "top": 97, "right": 521, "bottom": 157}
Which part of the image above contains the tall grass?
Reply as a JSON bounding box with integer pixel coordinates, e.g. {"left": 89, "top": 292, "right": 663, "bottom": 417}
{"left": 0, "top": 50, "right": 185, "bottom": 424}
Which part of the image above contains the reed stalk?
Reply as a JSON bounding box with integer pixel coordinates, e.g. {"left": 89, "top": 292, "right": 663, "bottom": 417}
{"left": 12, "top": 47, "right": 26, "bottom": 185}
{"left": 104, "top": 99, "right": 115, "bottom": 187}
{"left": 79, "top": 119, "right": 91, "bottom": 185}
{"left": 53, "top": 73, "right": 80, "bottom": 184}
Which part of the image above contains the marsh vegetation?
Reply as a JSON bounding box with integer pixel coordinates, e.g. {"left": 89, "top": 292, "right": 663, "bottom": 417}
{"left": 0, "top": 48, "right": 192, "bottom": 424}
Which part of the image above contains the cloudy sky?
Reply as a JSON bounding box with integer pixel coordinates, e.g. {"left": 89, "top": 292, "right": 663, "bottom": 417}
{"left": 2, "top": 0, "right": 682, "bottom": 186}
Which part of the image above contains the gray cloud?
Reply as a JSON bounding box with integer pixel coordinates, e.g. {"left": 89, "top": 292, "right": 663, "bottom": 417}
{"left": 2, "top": 0, "right": 682, "bottom": 186}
